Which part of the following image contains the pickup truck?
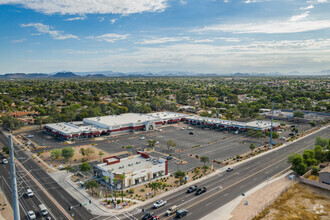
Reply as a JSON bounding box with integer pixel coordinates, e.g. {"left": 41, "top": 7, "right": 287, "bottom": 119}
{"left": 153, "top": 200, "right": 166, "bottom": 209}
{"left": 187, "top": 185, "right": 198, "bottom": 193}
{"left": 165, "top": 205, "right": 178, "bottom": 216}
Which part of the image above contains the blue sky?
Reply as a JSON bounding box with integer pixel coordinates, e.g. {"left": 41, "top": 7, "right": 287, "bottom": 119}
{"left": 1, "top": 0, "right": 330, "bottom": 74}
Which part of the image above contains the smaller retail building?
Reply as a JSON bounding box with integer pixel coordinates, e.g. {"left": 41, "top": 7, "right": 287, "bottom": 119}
{"left": 94, "top": 152, "right": 168, "bottom": 189}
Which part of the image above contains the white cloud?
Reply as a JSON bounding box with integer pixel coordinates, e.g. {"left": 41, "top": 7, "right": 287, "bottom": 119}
{"left": 110, "top": 19, "right": 117, "bottom": 24}
{"left": 64, "top": 15, "right": 86, "bottom": 21}
{"left": 193, "top": 20, "right": 330, "bottom": 34}
{"left": 300, "top": 5, "right": 314, "bottom": 10}
{"left": 137, "top": 37, "right": 189, "bottom": 44}
{"left": 0, "top": 0, "right": 168, "bottom": 15}
{"left": 216, "top": 37, "right": 241, "bottom": 42}
{"left": 21, "top": 23, "right": 78, "bottom": 40}
{"left": 289, "top": 11, "right": 310, "bottom": 22}
{"left": 88, "top": 33, "right": 130, "bottom": 43}
{"left": 11, "top": 38, "right": 26, "bottom": 43}
{"left": 193, "top": 39, "right": 215, "bottom": 43}
{"left": 245, "top": 0, "right": 257, "bottom": 3}
{"left": 179, "top": 0, "right": 187, "bottom": 5}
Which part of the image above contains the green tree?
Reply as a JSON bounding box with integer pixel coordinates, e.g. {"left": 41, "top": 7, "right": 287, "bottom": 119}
{"left": 309, "top": 121, "right": 316, "bottom": 127}
{"left": 200, "top": 156, "right": 209, "bottom": 166}
{"left": 113, "top": 178, "right": 118, "bottom": 202}
{"left": 84, "top": 147, "right": 95, "bottom": 160}
{"left": 85, "top": 180, "right": 98, "bottom": 196}
{"left": 98, "top": 151, "right": 105, "bottom": 160}
{"left": 146, "top": 139, "right": 157, "bottom": 147}
{"left": 293, "top": 111, "right": 305, "bottom": 118}
{"left": 302, "top": 150, "right": 317, "bottom": 167}
{"left": 149, "top": 181, "right": 162, "bottom": 196}
{"left": 314, "top": 145, "right": 325, "bottom": 163}
{"left": 311, "top": 166, "right": 318, "bottom": 176}
{"left": 289, "top": 154, "right": 307, "bottom": 175}
{"left": 166, "top": 139, "right": 176, "bottom": 152}
{"left": 119, "top": 174, "right": 125, "bottom": 202}
{"left": 174, "top": 170, "right": 186, "bottom": 185}
{"left": 249, "top": 143, "right": 256, "bottom": 155}
{"left": 79, "top": 148, "right": 86, "bottom": 156}
{"left": 51, "top": 149, "right": 62, "bottom": 159}
{"left": 79, "top": 162, "right": 91, "bottom": 172}
{"left": 103, "top": 176, "right": 109, "bottom": 202}
{"left": 2, "top": 146, "right": 9, "bottom": 154}
{"left": 34, "top": 117, "right": 43, "bottom": 129}
{"left": 64, "top": 165, "right": 75, "bottom": 173}
{"left": 61, "top": 147, "right": 75, "bottom": 162}
{"left": 315, "top": 136, "right": 329, "bottom": 149}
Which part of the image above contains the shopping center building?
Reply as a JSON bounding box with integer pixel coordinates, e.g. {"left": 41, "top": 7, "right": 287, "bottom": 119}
{"left": 44, "top": 111, "right": 279, "bottom": 140}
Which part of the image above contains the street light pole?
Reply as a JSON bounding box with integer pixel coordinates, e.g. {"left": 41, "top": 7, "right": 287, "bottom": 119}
{"left": 8, "top": 135, "right": 20, "bottom": 220}
{"left": 269, "top": 101, "right": 274, "bottom": 150}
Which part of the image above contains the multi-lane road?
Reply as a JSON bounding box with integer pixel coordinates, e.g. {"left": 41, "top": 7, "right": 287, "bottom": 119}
{"left": 0, "top": 126, "right": 329, "bottom": 220}
{"left": 111, "top": 126, "right": 329, "bottom": 220}
{"left": 0, "top": 130, "right": 95, "bottom": 220}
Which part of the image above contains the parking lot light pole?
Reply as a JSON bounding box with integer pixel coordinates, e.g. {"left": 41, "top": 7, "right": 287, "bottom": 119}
{"left": 269, "top": 101, "right": 274, "bottom": 150}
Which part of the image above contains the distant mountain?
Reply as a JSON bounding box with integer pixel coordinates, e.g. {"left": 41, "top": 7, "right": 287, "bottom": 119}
{"left": 232, "top": 72, "right": 250, "bottom": 76}
{"left": 52, "top": 71, "right": 79, "bottom": 78}
{"left": 0, "top": 73, "right": 49, "bottom": 79}
{"left": 85, "top": 74, "right": 107, "bottom": 78}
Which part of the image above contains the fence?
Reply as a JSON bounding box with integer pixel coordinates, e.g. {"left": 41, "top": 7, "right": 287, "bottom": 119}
{"left": 299, "top": 176, "right": 330, "bottom": 190}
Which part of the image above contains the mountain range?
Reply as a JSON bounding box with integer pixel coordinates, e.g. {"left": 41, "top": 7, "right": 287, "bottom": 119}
{"left": 0, "top": 70, "right": 329, "bottom": 79}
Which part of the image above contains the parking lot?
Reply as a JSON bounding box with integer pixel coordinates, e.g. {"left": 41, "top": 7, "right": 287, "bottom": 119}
{"left": 17, "top": 120, "right": 315, "bottom": 173}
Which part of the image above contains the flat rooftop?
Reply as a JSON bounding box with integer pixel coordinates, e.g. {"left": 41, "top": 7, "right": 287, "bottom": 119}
{"left": 46, "top": 123, "right": 100, "bottom": 134}
{"left": 147, "top": 112, "right": 189, "bottom": 120}
{"left": 246, "top": 121, "right": 280, "bottom": 129}
{"left": 84, "top": 113, "right": 159, "bottom": 126}
{"left": 100, "top": 155, "right": 164, "bottom": 174}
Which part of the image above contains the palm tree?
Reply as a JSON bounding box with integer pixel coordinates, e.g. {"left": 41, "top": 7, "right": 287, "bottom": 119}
{"left": 249, "top": 143, "right": 255, "bottom": 155}
{"left": 103, "top": 176, "right": 109, "bottom": 202}
{"left": 200, "top": 156, "right": 209, "bottom": 167}
{"left": 119, "top": 174, "right": 125, "bottom": 202}
{"left": 113, "top": 178, "right": 118, "bottom": 202}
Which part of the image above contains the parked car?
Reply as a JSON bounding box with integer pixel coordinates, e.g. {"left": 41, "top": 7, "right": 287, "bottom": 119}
{"left": 280, "top": 136, "right": 287, "bottom": 141}
{"left": 189, "top": 132, "right": 194, "bottom": 135}
{"left": 181, "top": 127, "right": 185, "bottom": 130}
{"left": 166, "top": 155, "right": 173, "bottom": 160}
{"left": 2, "top": 158, "right": 8, "bottom": 164}
{"left": 165, "top": 205, "right": 178, "bottom": 216}
{"left": 289, "top": 133, "right": 295, "bottom": 136}
{"left": 26, "top": 189, "right": 34, "bottom": 197}
{"left": 187, "top": 185, "right": 198, "bottom": 193}
{"left": 176, "top": 209, "right": 188, "bottom": 218}
{"left": 278, "top": 129, "right": 284, "bottom": 132}
{"left": 153, "top": 200, "right": 166, "bottom": 209}
{"left": 187, "top": 127, "right": 193, "bottom": 130}
{"left": 155, "top": 141, "right": 159, "bottom": 144}
{"left": 140, "top": 137, "right": 145, "bottom": 140}
{"left": 195, "top": 187, "right": 207, "bottom": 195}
{"left": 158, "top": 129, "right": 163, "bottom": 132}
{"left": 290, "top": 124, "right": 297, "bottom": 128}
{"left": 226, "top": 167, "right": 233, "bottom": 172}
{"left": 27, "top": 135, "right": 34, "bottom": 138}
{"left": 27, "top": 210, "right": 36, "bottom": 220}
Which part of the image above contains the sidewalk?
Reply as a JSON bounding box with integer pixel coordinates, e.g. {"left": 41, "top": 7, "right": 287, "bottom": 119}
{"left": 201, "top": 170, "right": 294, "bottom": 220}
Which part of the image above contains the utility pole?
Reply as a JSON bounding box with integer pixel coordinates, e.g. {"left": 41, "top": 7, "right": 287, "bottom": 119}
{"left": 8, "top": 135, "right": 20, "bottom": 220}
{"left": 269, "top": 101, "right": 274, "bottom": 150}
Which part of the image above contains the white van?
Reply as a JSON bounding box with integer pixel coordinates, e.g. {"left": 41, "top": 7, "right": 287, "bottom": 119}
{"left": 39, "top": 204, "right": 48, "bottom": 216}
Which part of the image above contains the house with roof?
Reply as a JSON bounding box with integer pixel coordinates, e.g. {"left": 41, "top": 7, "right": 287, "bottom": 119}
{"left": 319, "top": 166, "right": 330, "bottom": 185}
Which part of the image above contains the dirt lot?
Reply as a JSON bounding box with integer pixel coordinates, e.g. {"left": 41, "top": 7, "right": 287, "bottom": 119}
{"left": 0, "top": 192, "right": 13, "bottom": 220}
{"left": 253, "top": 183, "right": 330, "bottom": 220}
{"left": 37, "top": 145, "right": 127, "bottom": 168}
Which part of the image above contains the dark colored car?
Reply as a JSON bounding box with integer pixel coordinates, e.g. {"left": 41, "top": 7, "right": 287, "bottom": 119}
{"left": 195, "top": 187, "right": 207, "bottom": 195}
{"left": 167, "top": 155, "right": 173, "bottom": 160}
{"left": 189, "top": 132, "right": 194, "bottom": 135}
{"left": 289, "top": 133, "right": 295, "bottom": 136}
{"left": 142, "top": 213, "right": 153, "bottom": 220}
{"left": 176, "top": 209, "right": 188, "bottom": 218}
{"left": 187, "top": 185, "right": 198, "bottom": 193}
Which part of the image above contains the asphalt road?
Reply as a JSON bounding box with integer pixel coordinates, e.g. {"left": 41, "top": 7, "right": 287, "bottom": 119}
{"left": 0, "top": 130, "right": 96, "bottom": 220}
{"left": 109, "top": 126, "right": 330, "bottom": 220}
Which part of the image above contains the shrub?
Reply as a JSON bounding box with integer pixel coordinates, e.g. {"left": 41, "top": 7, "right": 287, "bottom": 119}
{"left": 117, "top": 199, "right": 121, "bottom": 204}
{"left": 140, "top": 188, "right": 145, "bottom": 192}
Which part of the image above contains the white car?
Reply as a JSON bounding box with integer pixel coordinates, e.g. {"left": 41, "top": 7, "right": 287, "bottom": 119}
{"left": 26, "top": 189, "right": 34, "bottom": 197}
{"left": 181, "top": 127, "right": 185, "bottom": 130}
{"left": 158, "top": 129, "right": 163, "bottom": 132}
{"left": 140, "top": 137, "right": 145, "bottom": 140}
{"left": 2, "top": 159, "right": 8, "bottom": 164}
{"left": 27, "top": 135, "right": 34, "bottom": 138}
{"left": 280, "top": 137, "right": 287, "bottom": 141}
{"left": 27, "top": 210, "right": 36, "bottom": 220}
{"left": 155, "top": 141, "right": 159, "bottom": 144}
{"left": 153, "top": 200, "right": 166, "bottom": 209}
{"left": 187, "top": 127, "right": 193, "bottom": 130}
